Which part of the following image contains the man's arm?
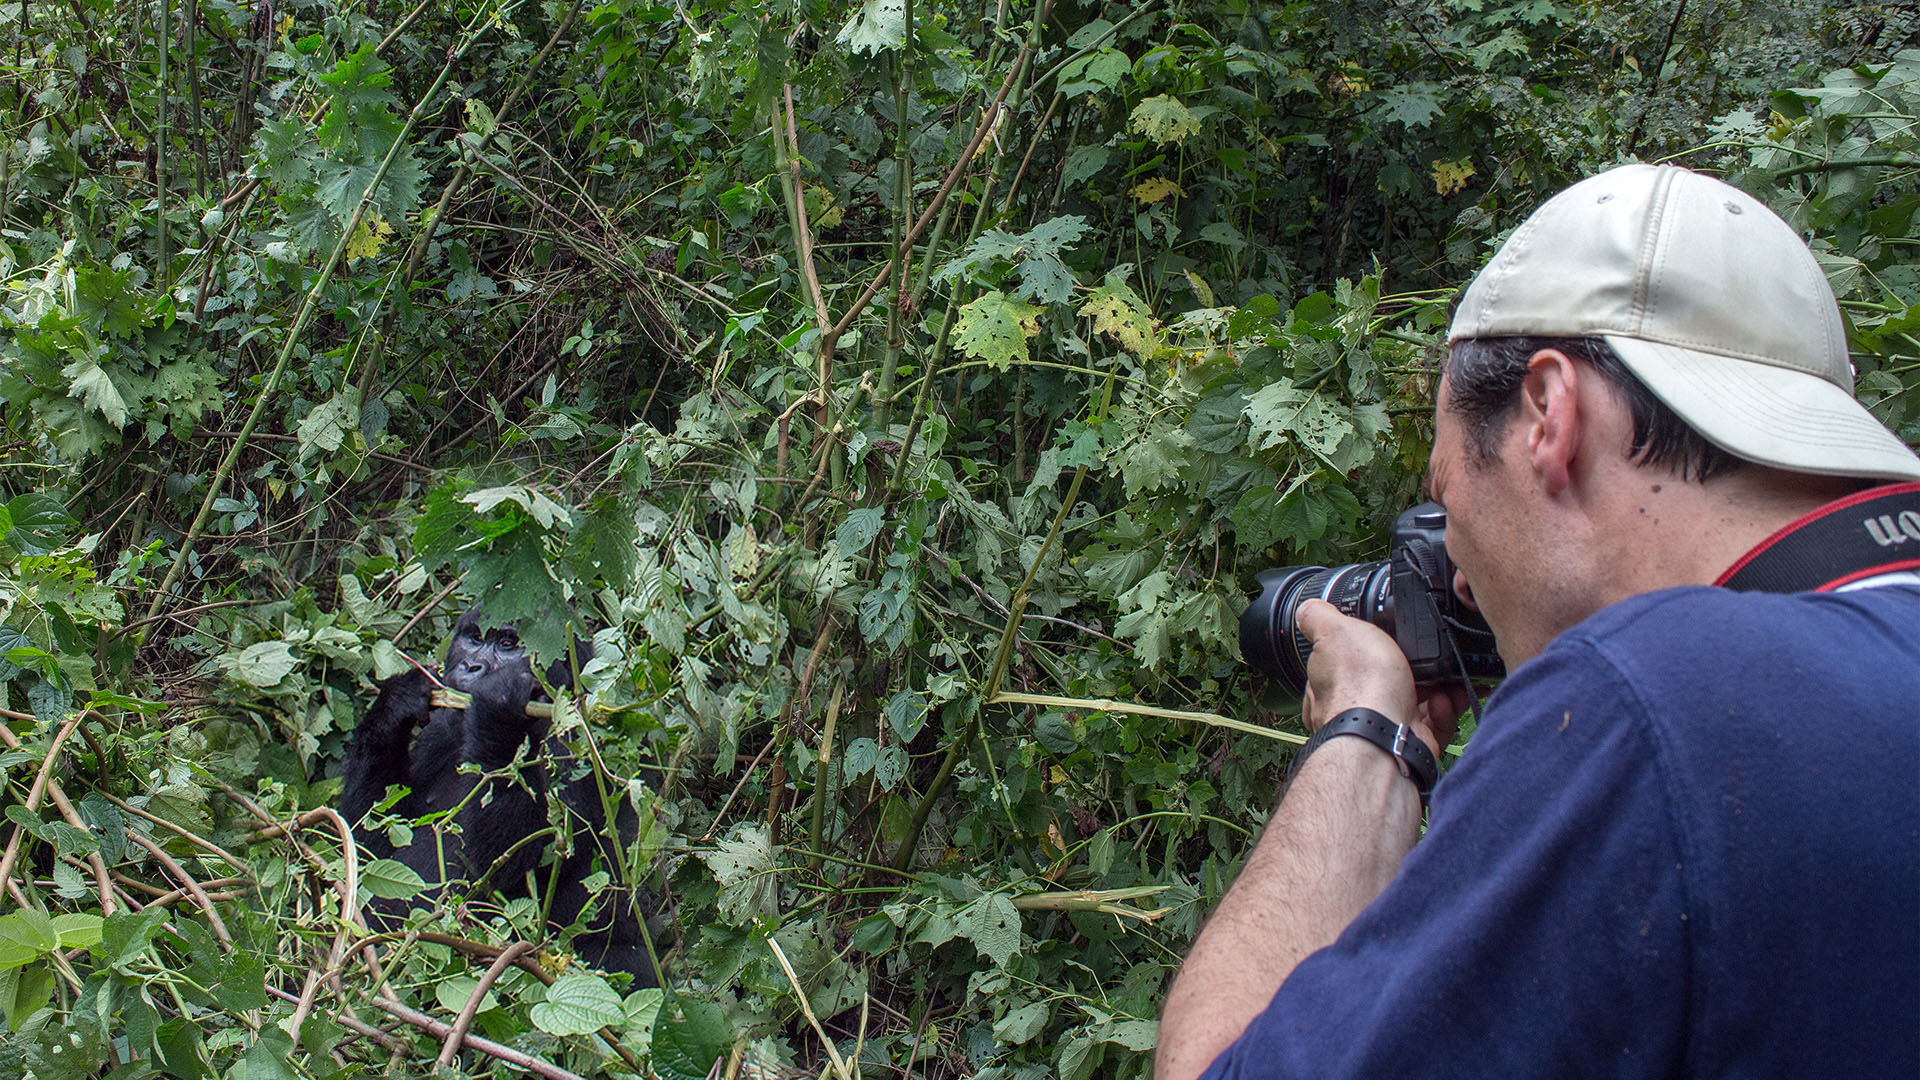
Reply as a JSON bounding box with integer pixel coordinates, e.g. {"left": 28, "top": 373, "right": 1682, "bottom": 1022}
{"left": 1156, "top": 600, "right": 1456, "bottom": 1080}
{"left": 1156, "top": 739, "right": 1424, "bottom": 1080}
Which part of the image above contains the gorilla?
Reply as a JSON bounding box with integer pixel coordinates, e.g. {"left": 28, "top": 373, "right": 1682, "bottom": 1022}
{"left": 340, "top": 610, "right": 656, "bottom": 985}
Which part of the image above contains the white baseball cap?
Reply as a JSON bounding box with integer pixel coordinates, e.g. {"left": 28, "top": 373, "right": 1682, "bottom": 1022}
{"left": 1448, "top": 163, "right": 1920, "bottom": 482}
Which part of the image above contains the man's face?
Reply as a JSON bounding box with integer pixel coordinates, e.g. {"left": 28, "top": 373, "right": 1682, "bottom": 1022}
{"left": 1428, "top": 373, "right": 1536, "bottom": 666}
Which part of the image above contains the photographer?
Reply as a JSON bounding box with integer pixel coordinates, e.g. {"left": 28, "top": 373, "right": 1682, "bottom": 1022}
{"left": 1157, "top": 164, "right": 1920, "bottom": 1079}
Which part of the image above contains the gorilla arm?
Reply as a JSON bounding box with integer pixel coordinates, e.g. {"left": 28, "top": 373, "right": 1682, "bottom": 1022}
{"left": 341, "top": 668, "right": 437, "bottom": 859}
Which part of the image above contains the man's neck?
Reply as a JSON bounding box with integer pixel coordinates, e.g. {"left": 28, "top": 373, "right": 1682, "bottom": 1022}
{"left": 1591, "top": 466, "right": 1867, "bottom": 608}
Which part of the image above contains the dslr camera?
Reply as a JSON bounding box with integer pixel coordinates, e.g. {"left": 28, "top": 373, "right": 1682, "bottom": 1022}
{"left": 1238, "top": 502, "right": 1505, "bottom": 696}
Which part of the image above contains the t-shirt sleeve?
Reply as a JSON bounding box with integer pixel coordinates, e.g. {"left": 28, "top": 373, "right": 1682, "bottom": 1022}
{"left": 1197, "top": 639, "right": 1694, "bottom": 1079}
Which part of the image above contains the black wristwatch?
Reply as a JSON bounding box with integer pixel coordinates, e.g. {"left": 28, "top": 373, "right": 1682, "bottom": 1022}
{"left": 1288, "top": 707, "right": 1438, "bottom": 805}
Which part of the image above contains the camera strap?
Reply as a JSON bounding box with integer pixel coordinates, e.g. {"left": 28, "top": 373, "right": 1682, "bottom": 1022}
{"left": 1715, "top": 481, "right": 1920, "bottom": 593}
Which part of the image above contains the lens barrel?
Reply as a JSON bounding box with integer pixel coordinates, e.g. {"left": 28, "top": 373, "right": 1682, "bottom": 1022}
{"left": 1238, "top": 560, "right": 1392, "bottom": 695}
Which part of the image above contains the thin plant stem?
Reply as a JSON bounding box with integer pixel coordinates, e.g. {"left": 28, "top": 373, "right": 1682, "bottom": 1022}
{"left": 141, "top": 11, "right": 495, "bottom": 629}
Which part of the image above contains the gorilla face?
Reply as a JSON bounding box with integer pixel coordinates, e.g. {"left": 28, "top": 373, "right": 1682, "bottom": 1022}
{"left": 444, "top": 611, "right": 532, "bottom": 692}
{"left": 443, "top": 611, "right": 537, "bottom": 709}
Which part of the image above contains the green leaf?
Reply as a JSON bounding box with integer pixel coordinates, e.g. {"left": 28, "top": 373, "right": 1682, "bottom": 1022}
{"left": 529, "top": 971, "right": 624, "bottom": 1036}
{"left": 297, "top": 390, "right": 360, "bottom": 459}
{"left": 1244, "top": 380, "right": 1355, "bottom": 464}
{"left": 254, "top": 115, "right": 318, "bottom": 191}
{"left": 1115, "top": 425, "right": 1192, "bottom": 497}
{"left": 77, "top": 795, "right": 126, "bottom": 864}
{"left": 155, "top": 1017, "right": 210, "bottom": 1079}
{"left": 1061, "top": 146, "right": 1110, "bottom": 188}
{"left": 240, "top": 1028, "right": 296, "bottom": 1080}
{"left": 1375, "top": 82, "right": 1445, "bottom": 127}
{"left": 0, "top": 910, "right": 59, "bottom": 970}
{"left": 51, "top": 913, "right": 102, "bottom": 949}
{"left": 955, "top": 892, "right": 1021, "bottom": 967}
{"left": 885, "top": 689, "right": 928, "bottom": 741}
{"left": 1059, "top": 1031, "right": 1104, "bottom": 1080}
{"left": 0, "top": 963, "right": 54, "bottom": 1029}
{"left": 835, "top": 507, "right": 886, "bottom": 553}
{"left": 952, "top": 290, "right": 1045, "bottom": 369}
{"left": 1129, "top": 94, "right": 1201, "bottom": 144}
{"left": 940, "top": 216, "right": 1088, "bottom": 304}
{"left": 5, "top": 494, "right": 77, "bottom": 555}
{"left": 227, "top": 641, "right": 299, "bottom": 688}
{"left": 1104, "top": 1018, "right": 1159, "bottom": 1050}
{"left": 698, "top": 824, "right": 777, "bottom": 923}
{"left": 96, "top": 907, "right": 170, "bottom": 968}
{"left": 359, "top": 858, "right": 428, "bottom": 900}
{"left": 650, "top": 997, "right": 732, "bottom": 1080}
{"left": 994, "top": 1001, "right": 1051, "bottom": 1045}
{"left": 62, "top": 357, "right": 129, "bottom": 428}
{"left": 837, "top": 0, "right": 905, "bottom": 55}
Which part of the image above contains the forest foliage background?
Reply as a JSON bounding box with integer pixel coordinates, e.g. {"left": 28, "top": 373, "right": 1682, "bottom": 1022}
{"left": 0, "top": 0, "right": 1914, "bottom": 1075}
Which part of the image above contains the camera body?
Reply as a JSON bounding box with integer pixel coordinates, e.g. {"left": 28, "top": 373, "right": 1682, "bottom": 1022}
{"left": 1238, "top": 502, "right": 1504, "bottom": 696}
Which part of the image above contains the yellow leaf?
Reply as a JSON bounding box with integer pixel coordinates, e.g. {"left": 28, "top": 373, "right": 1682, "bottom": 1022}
{"left": 804, "top": 185, "right": 844, "bottom": 230}
{"left": 1431, "top": 158, "right": 1476, "bottom": 197}
{"left": 1131, "top": 177, "right": 1186, "bottom": 204}
{"left": 1184, "top": 270, "right": 1215, "bottom": 307}
{"left": 345, "top": 213, "right": 393, "bottom": 260}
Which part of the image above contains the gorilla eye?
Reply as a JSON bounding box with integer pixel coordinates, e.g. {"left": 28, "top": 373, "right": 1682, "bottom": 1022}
{"left": 495, "top": 631, "right": 521, "bottom": 651}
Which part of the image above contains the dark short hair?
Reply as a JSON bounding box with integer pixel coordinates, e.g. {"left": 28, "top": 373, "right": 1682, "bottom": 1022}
{"left": 1444, "top": 336, "right": 1745, "bottom": 482}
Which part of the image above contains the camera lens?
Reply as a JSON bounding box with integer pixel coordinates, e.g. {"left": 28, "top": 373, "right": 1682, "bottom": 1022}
{"left": 1239, "top": 560, "right": 1393, "bottom": 695}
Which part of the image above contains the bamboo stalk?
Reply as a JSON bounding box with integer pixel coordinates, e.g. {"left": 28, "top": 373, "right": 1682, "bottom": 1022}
{"left": 1012, "top": 885, "right": 1172, "bottom": 922}
{"left": 428, "top": 688, "right": 556, "bottom": 719}
{"left": 769, "top": 938, "right": 856, "bottom": 1080}
{"left": 156, "top": 0, "right": 170, "bottom": 286}
{"left": 989, "top": 691, "right": 1307, "bottom": 745}
{"left": 808, "top": 678, "right": 846, "bottom": 867}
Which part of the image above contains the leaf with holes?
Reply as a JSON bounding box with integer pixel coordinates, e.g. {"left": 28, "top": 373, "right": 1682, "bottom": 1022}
{"left": 1129, "top": 94, "right": 1201, "bottom": 144}
{"left": 837, "top": 0, "right": 905, "bottom": 55}
{"left": 952, "top": 290, "right": 1044, "bottom": 369}
{"left": 955, "top": 892, "right": 1021, "bottom": 967}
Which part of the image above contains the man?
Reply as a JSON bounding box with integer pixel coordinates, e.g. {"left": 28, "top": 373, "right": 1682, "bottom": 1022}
{"left": 1157, "top": 164, "right": 1920, "bottom": 1078}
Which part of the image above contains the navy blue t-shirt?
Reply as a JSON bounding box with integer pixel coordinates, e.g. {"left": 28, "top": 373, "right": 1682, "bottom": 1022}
{"left": 1199, "top": 583, "right": 1920, "bottom": 1078}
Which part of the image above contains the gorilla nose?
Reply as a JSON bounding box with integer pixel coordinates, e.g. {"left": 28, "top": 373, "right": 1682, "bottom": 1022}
{"left": 460, "top": 660, "right": 488, "bottom": 681}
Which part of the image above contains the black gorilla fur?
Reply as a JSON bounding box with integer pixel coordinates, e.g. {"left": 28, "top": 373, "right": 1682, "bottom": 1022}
{"left": 340, "top": 610, "right": 655, "bottom": 984}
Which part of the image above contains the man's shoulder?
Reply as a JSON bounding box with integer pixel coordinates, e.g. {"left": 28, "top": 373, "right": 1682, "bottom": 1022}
{"left": 1558, "top": 582, "right": 1918, "bottom": 664}
{"left": 1481, "top": 582, "right": 1920, "bottom": 743}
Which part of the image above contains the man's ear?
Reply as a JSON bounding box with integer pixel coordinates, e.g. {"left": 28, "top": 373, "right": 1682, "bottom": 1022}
{"left": 1519, "top": 348, "right": 1581, "bottom": 495}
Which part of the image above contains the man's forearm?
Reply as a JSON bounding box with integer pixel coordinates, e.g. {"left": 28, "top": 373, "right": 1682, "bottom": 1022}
{"left": 1156, "top": 738, "right": 1425, "bottom": 1080}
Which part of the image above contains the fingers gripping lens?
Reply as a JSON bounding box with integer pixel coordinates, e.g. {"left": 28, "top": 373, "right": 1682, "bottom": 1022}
{"left": 1237, "top": 503, "right": 1504, "bottom": 697}
{"left": 1238, "top": 562, "right": 1393, "bottom": 694}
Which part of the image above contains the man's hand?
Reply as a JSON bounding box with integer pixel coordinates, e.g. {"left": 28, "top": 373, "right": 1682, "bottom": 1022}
{"left": 1296, "top": 598, "right": 1467, "bottom": 755}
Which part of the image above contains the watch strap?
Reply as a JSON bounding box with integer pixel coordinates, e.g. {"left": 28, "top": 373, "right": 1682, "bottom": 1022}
{"left": 1289, "top": 707, "right": 1438, "bottom": 801}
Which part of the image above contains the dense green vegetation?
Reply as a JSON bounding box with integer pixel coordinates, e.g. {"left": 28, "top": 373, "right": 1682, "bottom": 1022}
{"left": 0, "top": 0, "right": 1912, "bottom": 1074}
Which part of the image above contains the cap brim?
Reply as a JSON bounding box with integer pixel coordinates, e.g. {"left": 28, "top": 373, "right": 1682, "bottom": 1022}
{"left": 1604, "top": 336, "right": 1920, "bottom": 482}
